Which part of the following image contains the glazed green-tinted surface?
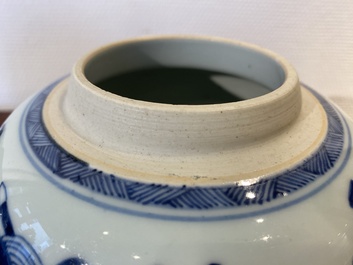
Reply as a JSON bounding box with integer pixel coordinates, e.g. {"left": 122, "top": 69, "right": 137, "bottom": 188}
{"left": 96, "top": 67, "right": 269, "bottom": 105}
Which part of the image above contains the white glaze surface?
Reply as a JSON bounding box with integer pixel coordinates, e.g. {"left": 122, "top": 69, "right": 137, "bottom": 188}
{"left": 1, "top": 37, "right": 353, "bottom": 265}
{"left": 0, "top": 103, "right": 353, "bottom": 264}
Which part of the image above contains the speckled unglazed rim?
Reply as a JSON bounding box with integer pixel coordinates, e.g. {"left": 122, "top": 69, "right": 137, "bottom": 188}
{"left": 42, "top": 36, "right": 329, "bottom": 185}
{"left": 14, "top": 36, "right": 349, "bottom": 221}
{"left": 19, "top": 79, "right": 349, "bottom": 221}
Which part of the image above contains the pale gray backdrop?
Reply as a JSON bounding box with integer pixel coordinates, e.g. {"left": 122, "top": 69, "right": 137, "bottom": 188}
{"left": 1, "top": 1, "right": 352, "bottom": 117}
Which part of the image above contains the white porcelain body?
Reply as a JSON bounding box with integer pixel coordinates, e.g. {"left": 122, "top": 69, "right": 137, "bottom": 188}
{"left": 0, "top": 36, "right": 353, "bottom": 265}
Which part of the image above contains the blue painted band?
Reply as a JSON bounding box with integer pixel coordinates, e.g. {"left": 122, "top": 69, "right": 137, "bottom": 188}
{"left": 18, "top": 79, "right": 351, "bottom": 221}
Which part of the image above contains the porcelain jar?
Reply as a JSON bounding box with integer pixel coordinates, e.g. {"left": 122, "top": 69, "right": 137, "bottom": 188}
{"left": 0, "top": 36, "right": 352, "bottom": 265}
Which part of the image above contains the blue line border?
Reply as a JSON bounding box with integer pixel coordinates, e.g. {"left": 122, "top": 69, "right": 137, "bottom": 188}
{"left": 18, "top": 80, "right": 352, "bottom": 221}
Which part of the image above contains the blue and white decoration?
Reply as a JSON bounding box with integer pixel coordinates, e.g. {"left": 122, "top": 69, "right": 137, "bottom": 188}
{"left": 0, "top": 183, "right": 88, "bottom": 265}
{"left": 348, "top": 180, "right": 353, "bottom": 208}
{"left": 0, "top": 124, "right": 4, "bottom": 137}
{"left": 17, "top": 82, "right": 350, "bottom": 222}
{"left": 0, "top": 81, "right": 349, "bottom": 265}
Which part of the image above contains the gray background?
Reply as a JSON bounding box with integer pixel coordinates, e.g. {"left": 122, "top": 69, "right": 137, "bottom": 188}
{"left": 1, "top": 1, "right": 352, "bottom": 118}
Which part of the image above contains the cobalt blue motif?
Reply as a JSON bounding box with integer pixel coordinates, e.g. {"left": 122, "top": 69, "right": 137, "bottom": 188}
{"left": 57, "top": 258, "right": 88, "bottom": 265}
{"left": 0, "top": 124, "right": 4, "bottom": 137}
{"left": 348, "top": 180, "right": 353, "bottom": 208}
{"left": 19, "top": 80, "right": 350, "bottom": 221}
{"left": 0, "top": 183, "right": 88, "bottom": 265}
